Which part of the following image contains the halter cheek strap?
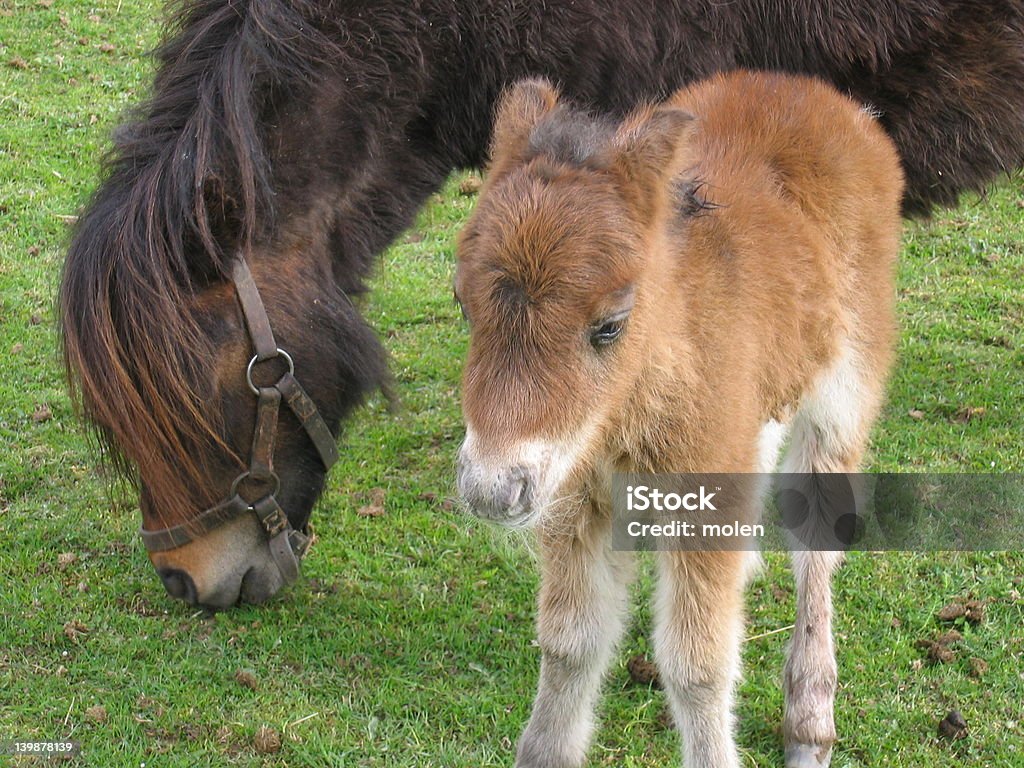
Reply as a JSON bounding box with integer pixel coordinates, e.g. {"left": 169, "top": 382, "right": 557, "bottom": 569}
{"left": 139, "top": 255, "right": 339, "bottom": 586}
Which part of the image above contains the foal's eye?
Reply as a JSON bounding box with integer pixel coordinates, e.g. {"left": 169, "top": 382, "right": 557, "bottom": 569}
{"left": 590, "top": 317, "right": 626, "bottom": 348}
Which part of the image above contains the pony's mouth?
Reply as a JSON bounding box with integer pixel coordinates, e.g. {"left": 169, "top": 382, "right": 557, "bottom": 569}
{"left": 465, "top": 501, "right": 541, "bottom": 530}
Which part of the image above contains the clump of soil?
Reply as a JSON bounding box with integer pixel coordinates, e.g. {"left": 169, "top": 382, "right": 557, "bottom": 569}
{"left": 968, "top": 657, "right": 989, "bottom": 679}
{"left": 936, "top": 598, "right": 985, "bottom": 625}
{"left": 626, "top": 655, "right": 661, "bottom": 688}
{"left": 915, "top": 629, "right": 962, "bottom": 664}
{"left": 459, "top": 175, "right": 482, "bottom": 196}
{"left": 57, "top": 552, "right": 78, "bottom": 571}
{"left": 234, "top": 669, "right": 258, "bottom": 691}
{"left": 253, "top": 725, "right": 282, "bottom": 754}
{"left": 357, "top": 487, "right": 387, "bottom": 517}
{"left": 63, "top": 620, "right": 89, "bottom": 641}
{"left": 938, "top": 710, "right": 968, "bottom": 740}
{"left": 85, "top": 705, "right": 107, "bottom": 723}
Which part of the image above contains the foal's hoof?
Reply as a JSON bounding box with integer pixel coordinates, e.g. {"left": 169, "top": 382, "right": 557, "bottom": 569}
{"left": 785, "top": 743, "right": 832, "bottom": 768}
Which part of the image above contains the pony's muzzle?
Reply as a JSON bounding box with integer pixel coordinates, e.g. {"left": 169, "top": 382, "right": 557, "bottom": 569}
{"left": 147, "top": 515, "right": 287, "bottom": 609}
{"left": 456, "top": 447, "right": 534, "bottom": 525}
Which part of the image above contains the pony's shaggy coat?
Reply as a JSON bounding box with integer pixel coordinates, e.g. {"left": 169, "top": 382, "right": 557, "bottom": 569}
{"left": 59, "top": 0, "right": 1024, "bottom": 598}
{"left": 455, "top": 71, "right": 903, "bottom": 767}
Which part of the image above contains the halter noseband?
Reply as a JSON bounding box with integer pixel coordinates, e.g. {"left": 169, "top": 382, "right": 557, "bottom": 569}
{"left": 139, "top": 255, "right": 339, "bottom": 584}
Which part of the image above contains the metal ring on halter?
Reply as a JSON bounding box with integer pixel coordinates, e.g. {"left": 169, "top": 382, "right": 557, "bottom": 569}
{"left": 245, "top": 348, "right": 294, "bottom": 395}
{"left": 230, "top": 470, "right": 282, "bottom": 505}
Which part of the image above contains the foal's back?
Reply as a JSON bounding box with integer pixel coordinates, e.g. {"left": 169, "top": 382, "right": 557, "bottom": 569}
{"left": 666, "top": 71, "right": 904, "bottom": 428}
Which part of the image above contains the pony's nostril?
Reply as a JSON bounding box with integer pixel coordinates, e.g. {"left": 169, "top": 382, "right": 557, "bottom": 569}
{"left": 158, "top": 568, "right": 198, "bottom": 604}
{"left": 238, "top": 566, "right": 279, "bottom": 605}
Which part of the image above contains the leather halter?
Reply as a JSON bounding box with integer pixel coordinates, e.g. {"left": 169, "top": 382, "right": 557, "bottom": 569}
{"left": 139, "top": 256, "right": 339, "bottom": 584}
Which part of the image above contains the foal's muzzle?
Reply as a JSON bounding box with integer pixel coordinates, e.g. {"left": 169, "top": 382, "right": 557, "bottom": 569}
{"left": 456, "top": 449, "right": 535, "bottom": 526}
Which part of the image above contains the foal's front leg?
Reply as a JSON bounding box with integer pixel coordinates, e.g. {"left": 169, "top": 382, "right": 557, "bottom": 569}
{"left": 516, "top": 510, "right": 634, "bottom": 768}
{"left": 654, "top": 550, "right": 751, "bottom": 768}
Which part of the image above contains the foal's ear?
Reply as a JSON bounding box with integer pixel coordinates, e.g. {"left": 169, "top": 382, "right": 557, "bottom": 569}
{"left": 490, "top": 78, "right": 560, "bottom": 168}
{"left": 612, "top": 107, "right": 696, "bottom": 215}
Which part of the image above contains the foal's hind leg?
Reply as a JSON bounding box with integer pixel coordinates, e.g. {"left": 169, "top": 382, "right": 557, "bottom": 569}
{"left": 781, "top": 343, "right": 888, "bottom": 768}
{"left": 516, "top": 506, "right": 634, "bottom": 768}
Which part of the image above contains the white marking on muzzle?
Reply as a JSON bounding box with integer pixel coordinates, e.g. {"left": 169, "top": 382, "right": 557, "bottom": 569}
{"left": 457, "top": 422, "right": 597, "bottom": 528}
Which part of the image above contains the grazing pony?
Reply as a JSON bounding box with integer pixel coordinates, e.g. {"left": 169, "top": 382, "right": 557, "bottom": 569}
{"left": 59, "top": 0, "right": 1024, "bottom": 607}
{"left": 455, "top": 72, "right": 903, "bottom": 768}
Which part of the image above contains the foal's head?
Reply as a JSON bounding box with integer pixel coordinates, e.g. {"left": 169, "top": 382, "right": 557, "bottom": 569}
{"left": 455, "top": 80, "right": 695, "bottom": 527}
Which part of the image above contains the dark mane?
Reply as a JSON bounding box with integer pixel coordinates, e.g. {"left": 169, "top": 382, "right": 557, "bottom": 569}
{"left": 59, "top": 0, "right": 342, "bottom": 516}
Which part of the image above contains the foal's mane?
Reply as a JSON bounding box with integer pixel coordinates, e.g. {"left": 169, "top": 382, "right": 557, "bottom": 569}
{"left": 59, "top": 0, "right": 341, "bottom": 517}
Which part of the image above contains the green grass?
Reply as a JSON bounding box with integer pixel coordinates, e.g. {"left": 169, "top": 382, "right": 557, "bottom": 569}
{"left": 1, "top": 1, "right": 1023, "bottom": 766}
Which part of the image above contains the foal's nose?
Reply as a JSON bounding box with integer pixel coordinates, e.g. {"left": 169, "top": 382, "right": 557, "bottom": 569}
{"left": 457, "top": 452, "right": 533, "bottom": 524}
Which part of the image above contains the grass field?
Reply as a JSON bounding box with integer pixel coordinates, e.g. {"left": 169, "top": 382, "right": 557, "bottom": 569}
{"left": 1, "top": 1, "right": 1023, "bottom": 766}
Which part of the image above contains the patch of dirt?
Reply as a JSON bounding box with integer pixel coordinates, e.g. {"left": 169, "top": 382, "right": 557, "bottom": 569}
{"left": 134, "top": 694, "right": 163, "bottom": 719}
{"left": 938, "top": 710, "right": 968, "bottom": 740}
{"left": 84, "top": 705, "right": 107, "bottom": 723}
{"left": 952, "top": 405, "right": 985, "bottom": 424}
{"left": 62, "top": 620, "right": 88, "bottom": 641}
{"left": 234, "top": 669, "right": 258, "bottom": 691}
{"left": 357, "top": 487, "right": 387, "bottom": 517}
{"left": 916, "top": 629, "right": 962, "bottom": 664}
{"left": 459, "top": 175, "right": 483, "bottom": 196}
{"left": 56, "top": 552, "right": 77, "bottom": 571}
{"left": 114, "top": 593, "right": 163, "bottom": 618}
{"left": 308, "top": 577, "right": 338, "bottom": 595}
{"left": 770, "top": 583, "right": 791, "bottom": 602}
{"left": 656, "top": 705, "right": 676, "bottom": 731}
{"left": 253, "top": 725, "right": 281, "bottom": 754}
{"left": 626, "top": 654, "right": 661, "bottom": 688}
{"left": 968, "top": 657, "right": 989, "bottom": 679}
{"left": 936, "top": 598, "right": 985, "bottom": 625}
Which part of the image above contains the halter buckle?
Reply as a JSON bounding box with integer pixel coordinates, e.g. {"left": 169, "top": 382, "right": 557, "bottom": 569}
{"left": 252, "top": 496, "right": 290, "bottom": 538}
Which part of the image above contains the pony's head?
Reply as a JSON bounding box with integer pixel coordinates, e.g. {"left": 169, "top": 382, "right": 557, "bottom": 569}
{"left": 59, "top": 1, "right": 390, "bottom": 608}
{"left": 62, "top": 201, "right": 386, "bottom": 609}
{"left": 455, "top": 79, "right": 696, "bottom": 527}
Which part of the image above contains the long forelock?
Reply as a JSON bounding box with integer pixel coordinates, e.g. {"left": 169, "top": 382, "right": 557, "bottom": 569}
{"left": 59, "top": 0, "right": 345, "bottom": 522}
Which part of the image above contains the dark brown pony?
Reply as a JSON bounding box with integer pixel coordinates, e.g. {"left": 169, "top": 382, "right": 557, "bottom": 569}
{"left": 454, "top": 71, "right": 903, "bottom": 768}
{"left": 60, "top": 0, "right": 1024, "bottom": 607}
